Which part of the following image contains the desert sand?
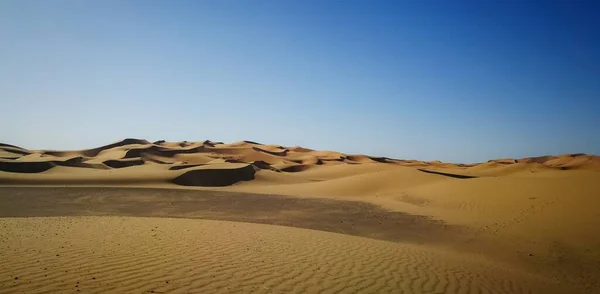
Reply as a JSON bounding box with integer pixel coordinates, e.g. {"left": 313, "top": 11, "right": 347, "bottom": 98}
{"left": 1, "top": 139, "right": 599, "bottom": 293}
{"left": 0, "top": 217, "right": 570, "bottom": 294}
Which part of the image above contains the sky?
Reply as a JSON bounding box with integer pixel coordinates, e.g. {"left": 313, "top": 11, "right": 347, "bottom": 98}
{"left": 1, "top": 0, "right": 599, "bottom": 163}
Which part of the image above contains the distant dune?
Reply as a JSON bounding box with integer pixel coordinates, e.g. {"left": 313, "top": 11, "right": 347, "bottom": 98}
{"left": 1, "top": 139, "right": 599, "bottom": 293}
{"left": 0, "top": 138, "right": 598, "bottom": 186}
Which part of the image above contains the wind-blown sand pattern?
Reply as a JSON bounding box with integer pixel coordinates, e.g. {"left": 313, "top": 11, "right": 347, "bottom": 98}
{"left": 0, "top": 217, "right": 569, "bottom": 294}
{"left": 1, "top": 139, "right": 599, "bottom": 293}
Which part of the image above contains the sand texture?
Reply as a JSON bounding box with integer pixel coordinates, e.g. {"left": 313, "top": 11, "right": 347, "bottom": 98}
{"left": 0, "top": 217, "right": 570, "bottom": 294}
{"left": 1, "top": 139, "right": 599, "bottom": 293}
{"left": 1, "top": 139, "right": 598, "bottom": 187}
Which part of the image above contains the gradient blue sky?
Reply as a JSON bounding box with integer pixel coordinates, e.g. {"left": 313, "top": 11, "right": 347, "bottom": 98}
{"left": 1, "top": 0, "right": 599, "bottom": 163}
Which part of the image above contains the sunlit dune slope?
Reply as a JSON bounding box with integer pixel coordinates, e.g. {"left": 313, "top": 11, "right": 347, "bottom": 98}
{"left": 1, "top": 138, "right": 597, "bottom": 187}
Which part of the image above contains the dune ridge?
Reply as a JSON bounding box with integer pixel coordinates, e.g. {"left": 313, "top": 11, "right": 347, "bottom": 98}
{"left": 0, "top": 139, "right": 597, "bottom": 187}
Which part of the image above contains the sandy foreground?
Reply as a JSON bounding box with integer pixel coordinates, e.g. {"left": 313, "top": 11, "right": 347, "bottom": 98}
{"left": 1, "top": 139, "right": 599, "bottom": 293}
{"left": 0, "top": 217, "right": 570, "bottom": 294}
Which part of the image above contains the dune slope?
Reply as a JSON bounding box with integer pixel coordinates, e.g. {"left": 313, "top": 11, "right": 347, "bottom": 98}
{"left": 1, "top": 138, "right": 597, "bottom": 187}
{"left": 1, "top": 139, "right": 599, "bottom": 292}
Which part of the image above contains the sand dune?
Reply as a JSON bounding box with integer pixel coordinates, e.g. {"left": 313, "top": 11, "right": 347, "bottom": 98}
{"left": 1, "top": 139, "right": 599, "bottom": 292}
{"left": 231, "top": 166, "right": 452, "bottom": 201}
{"left": 1, "top": 138, "right": 597, "bottom": 185}
{"left": 0, "top": 144, "right": 31, "bottom": 158}
{"left": 41, "top": 138, "right": 151, "bottom": 158}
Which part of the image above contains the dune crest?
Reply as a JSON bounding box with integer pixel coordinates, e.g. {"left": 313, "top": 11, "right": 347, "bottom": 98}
{"left": 0, "top": 139, "right": 598, "bottom": 187}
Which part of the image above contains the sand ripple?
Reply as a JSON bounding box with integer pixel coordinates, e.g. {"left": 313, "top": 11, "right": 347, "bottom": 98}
{"left": 0, "top": 217, "right": 569, "bottom": 294}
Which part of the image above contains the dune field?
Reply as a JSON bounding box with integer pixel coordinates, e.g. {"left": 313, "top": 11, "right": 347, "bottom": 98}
{"left": 1, "top": 139, "right": 599, "bottom": 293}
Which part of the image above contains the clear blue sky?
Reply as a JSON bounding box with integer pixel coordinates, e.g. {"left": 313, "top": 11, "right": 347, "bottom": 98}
{"left": 1, "top": 0, "right": 598, "bottom": 163}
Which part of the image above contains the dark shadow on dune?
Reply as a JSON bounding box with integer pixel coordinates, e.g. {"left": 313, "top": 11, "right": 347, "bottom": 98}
{"left": 251, "top": 161, "right": 281, "bottom": 172}
{"left": 0, "top": 161, "right": 55, "bottom": 173}
{"left": 0, "top": 157, "right": 92, "bottom": 173}
{"left": 243, "top": 140, "right": 262, "bottom": 145}
{"left": 288, "top": 146, "right": 314, "bottom": 153}
{"left": 0, "top": 187, "right": 464, "bottom": 244}
{"left": 103, "top": 159, "right": 145, "bottom": 168}
{"left": 122, "top": 146, "right": 161, "bottom": 158}
{"left": 417, "top": 168, "right": 478, "bottom": 179}
{"left": 123, "top": 146, "right": 205, "bottom": 159}
{"left": 0, "top": 143, "right": 25, "bottom": 149}
{"left": 207, "top": 140, "right": 224, "bottom": 146}
{"left": 517, "top": 155, "right": 553, "bottom": 164}
{"left": 368, "top": 156, "right": 393, "bottom": 163}
{"left": 43, "top": 138, "right": 151, "bottom": 157}
{"left": 252, "top": 146, "right": 288, "bottom": 156}
{"left": 0, "top": 145, "right": 31, "bottom": 155}
{"left": 278, "top": 164, "right": 313, "bottom": 172}
{"left": 82, "top": 138, "right": 151, "bottom": 157}
{"left": 171, "top": 165, "right": 256, "bottom": 187}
